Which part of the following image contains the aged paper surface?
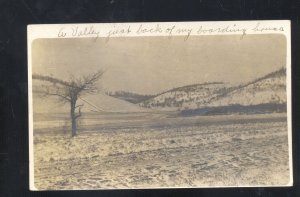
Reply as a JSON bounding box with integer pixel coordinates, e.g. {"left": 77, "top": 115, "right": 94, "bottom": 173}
{"left": 28, "top": 21, "right": 292, "bottom": 190}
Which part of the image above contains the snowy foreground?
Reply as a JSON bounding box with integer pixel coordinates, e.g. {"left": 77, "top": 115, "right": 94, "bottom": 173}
{"left": 33, "top": 112, "right": 290, "bottom": 189}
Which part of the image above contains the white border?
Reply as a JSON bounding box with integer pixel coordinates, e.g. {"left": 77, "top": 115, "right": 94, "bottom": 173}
{"left": 286, "top": 21, "right": 293, "bottom": 187}
{"left": 28, "top": 20, "right": 292, "bottom": 190}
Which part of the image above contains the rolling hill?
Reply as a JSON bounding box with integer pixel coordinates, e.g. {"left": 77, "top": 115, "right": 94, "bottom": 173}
{"left": 32, "top": 92, "right": 150, "bottom": 114}
{"left": 139, "top": 82, "right": 230, "bottom": 109}
{"left": 207, "top": 67, "right": 286, "bottom": 107}
{"left": 32, "top": 81, "right": 150, "bottom": 114}
{"left": 138, "top": 67, "right": 287, "bottom": 111}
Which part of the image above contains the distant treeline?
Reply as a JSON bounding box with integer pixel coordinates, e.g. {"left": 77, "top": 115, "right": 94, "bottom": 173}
{"left": 180, "top": 103, "right": 287, "bottom": 117}
{"left": 107, "top": 91, "right": 153, "bottom": 104}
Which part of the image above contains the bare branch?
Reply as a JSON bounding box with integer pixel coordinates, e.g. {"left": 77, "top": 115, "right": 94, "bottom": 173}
{"left": 44, "top": 92, "right": 71, "bottom": 102}
{"left": 75, "top": 104, "right": 84, "bottom": 108}
{"left": 75, "top": 106, "right": 82, "bottom": 119}
{"left": 33, "top": 74, "right": 71, "bottom": 87}
{"left": 76, "top": 70, "right": 104, "bottom": 95}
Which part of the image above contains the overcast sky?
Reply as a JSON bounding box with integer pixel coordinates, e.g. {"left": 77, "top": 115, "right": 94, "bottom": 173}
{"left": 32, "top": 34, "right": 286, "bottom": 95}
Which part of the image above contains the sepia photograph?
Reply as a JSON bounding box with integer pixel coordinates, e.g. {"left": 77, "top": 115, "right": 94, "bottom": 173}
{"left": 28, "top": 21, "right": 292, "bottom": 190}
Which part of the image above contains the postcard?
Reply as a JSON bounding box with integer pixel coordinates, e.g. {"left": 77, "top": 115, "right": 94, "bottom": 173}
{"left": 28, "top": 20, "right": 292, "bottom": 190}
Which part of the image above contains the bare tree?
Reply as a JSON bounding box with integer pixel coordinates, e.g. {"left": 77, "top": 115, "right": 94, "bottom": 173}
{"left": 33, "top": 70, "right": 104, "bottom": 137}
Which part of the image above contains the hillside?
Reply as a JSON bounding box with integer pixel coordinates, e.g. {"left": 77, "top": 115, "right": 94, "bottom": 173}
{"left": 32, "top": 81, "right": 150, "bottom": 114}
{"left": 207, "top": 68, "right": 286, "bottom": 107}
{"left": 139, "top": 82, "right": 230, "bottom": 109}
{"left": 138, "top": 68, "right": 287, "bottom": 110}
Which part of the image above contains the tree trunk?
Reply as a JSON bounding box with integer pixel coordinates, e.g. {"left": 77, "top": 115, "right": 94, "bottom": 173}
{"left": 70, "top": 100, "right": 77, "bottom": 137}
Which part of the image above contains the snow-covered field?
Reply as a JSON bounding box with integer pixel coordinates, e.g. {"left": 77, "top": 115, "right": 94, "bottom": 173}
{"left": 32, "top": 112, "right": 290, "bottom": 190}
